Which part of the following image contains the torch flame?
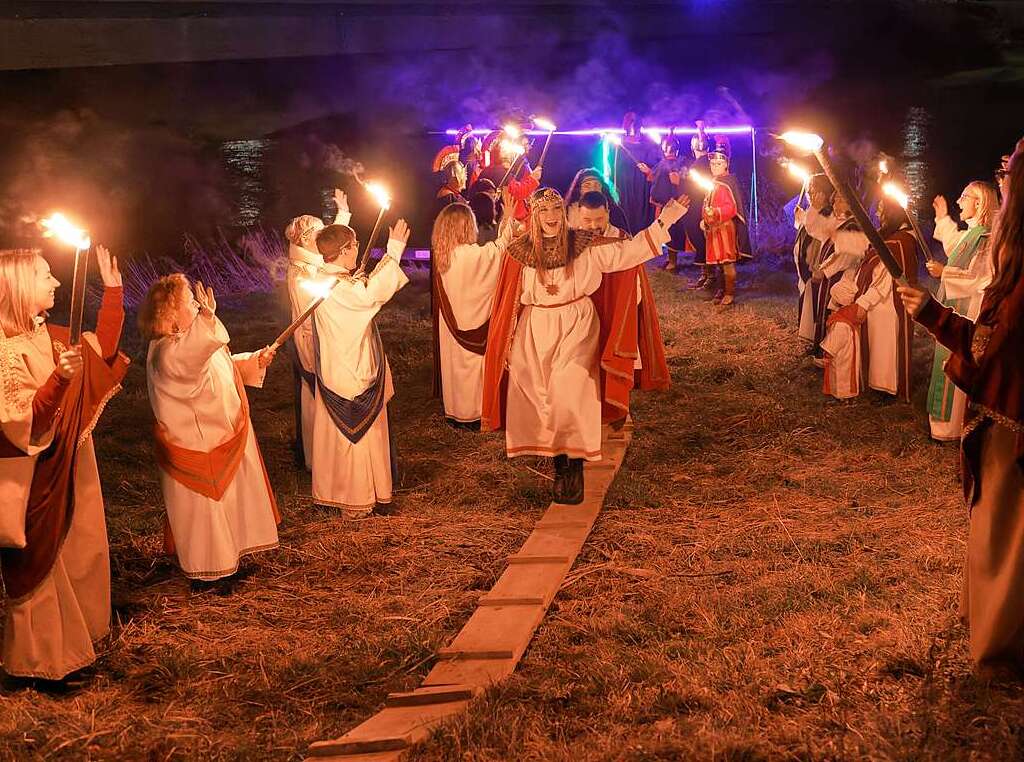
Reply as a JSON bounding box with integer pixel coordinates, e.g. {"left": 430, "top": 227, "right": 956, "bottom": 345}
{"left": 533, "top": 117, "right": 556, "bottom": 132}
{"left": 882, "top": 182, "right": 910, "bottom": 210}
{"left": 503, "top": 124, "right": 522, "bottom": 139}
{"left": 365, "top": 182, "right": 391, "bottom": 210}
{"left": 688, "top": 169, "right": 715, "bottom": 193}
{"left": 300, "top": 276, "right": 339, "bottom": 300}
{"left": 779, "top": 130, "right": 825, "bottom": 154}
{"left": 40, "top": 212, "right": 90, "bottom": 250}
{"left": 500, "top": 139, "right": 526, "bottom": 157}
{"left": 783, "top": 160, "right": 812, "bottom": 185}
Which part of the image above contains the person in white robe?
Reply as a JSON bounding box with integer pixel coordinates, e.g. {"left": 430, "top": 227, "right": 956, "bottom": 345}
{"left": 0, "top": 246, "right": 125, "bottom": 680}
{"left": 142, "top": 275, "right": 280, "bottom": 582}
{"left": 482, "top": 188, "right": 688, "bottom": 504}
{"left": 819, "top": 199, "right": 920, "bottom": 402}
{"left": 430, "top": 192, "right": 514, "bottom": 426}
{"left": 310, "top": 219, "right": 411, "bottom": 518}
{"left": 285, "top": 189, "right": 351, "bottom": 471}
{"left": 924, "top": 182, "right": 998, "bottom": 440}
{"left": 800, "top": 197, "right": 864, "bottom": 379}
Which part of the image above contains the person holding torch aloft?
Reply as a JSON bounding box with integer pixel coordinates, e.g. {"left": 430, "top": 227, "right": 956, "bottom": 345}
{"left": 284, "top": 189, "right": 352, "bottom": 471}
{"left": 701, "top": 135, "right": 751, "bottom": 307}
{"left": 311, "top": 218, "right": 411, "bottom": 519}
{"left": 897, "top": 138, "right": 1024, "bottom": 678}
{"left": 141, "top": 276, "right": 280, "bottom": 586}
{"left": 0, "top": 244, "right": 128, "bottom": 682}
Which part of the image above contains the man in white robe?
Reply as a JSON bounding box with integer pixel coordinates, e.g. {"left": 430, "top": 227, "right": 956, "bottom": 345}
{"left": 285, "top": 189, "right": 351, "bottom": 471}
{"left": 311, "top": 220, "right": 410, "bottom": 518}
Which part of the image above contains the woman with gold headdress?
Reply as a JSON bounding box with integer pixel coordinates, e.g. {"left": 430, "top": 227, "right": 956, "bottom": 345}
{"left": 925, "top": 181, "right": 999, "bottom": 441}
{"left": 482, "top": 187, "right": 687, "bottom": 504}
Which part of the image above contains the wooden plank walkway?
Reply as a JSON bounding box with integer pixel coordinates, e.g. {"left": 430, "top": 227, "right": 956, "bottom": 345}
{"left": 306, "top": 423, "right": 633, "bottom": 760}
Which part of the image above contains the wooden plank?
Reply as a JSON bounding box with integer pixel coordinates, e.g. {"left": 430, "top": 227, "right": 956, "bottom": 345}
{"left": 478, "top": 596, "right": 545, "bottom": 606}
{"left": 421, "top": 657, "right": 517, "bottom": 688}
{"left": 482, "top": 560, "right": 566, "bottom": 608}
{"left": 386, "top": 685, "right": 477, "bottom": 707}
{"left": 517, "top": 528, "right": 586, "bottom": 558}
{"left": 307, "top": 427, "right": 634, "bottom": 760}
{"left": 437, "top": 604, "right": 545, "bottom": 662}
{"left": 507, "top": 554, "right": 570, "bottom": 565}
{"left": 308, "top": 702, "right": 469, "bottom": 757}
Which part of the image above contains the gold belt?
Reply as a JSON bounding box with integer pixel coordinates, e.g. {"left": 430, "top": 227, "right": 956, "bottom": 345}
{"left": 529, "top": 294, "right": 589, "bottom": 309}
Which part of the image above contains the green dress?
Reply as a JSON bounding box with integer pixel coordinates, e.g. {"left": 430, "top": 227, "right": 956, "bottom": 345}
{"left": 926, "top": 223, "right": 989, "bottom": 424}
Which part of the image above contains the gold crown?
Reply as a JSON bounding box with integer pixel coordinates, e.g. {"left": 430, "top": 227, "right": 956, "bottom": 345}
{"left": 530, "top": 187, "right": 564, "bottom": 208}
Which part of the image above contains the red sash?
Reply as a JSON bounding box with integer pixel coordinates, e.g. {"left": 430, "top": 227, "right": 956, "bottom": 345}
{"left": 0, "top": 332, "right": 129, "bottom": 601}
{"left": 154, "top": 364, "right": 280, "bottom": 554}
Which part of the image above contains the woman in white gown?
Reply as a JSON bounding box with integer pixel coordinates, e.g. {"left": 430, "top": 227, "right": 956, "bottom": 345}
{"left": 430, "top": 191, "right": 514, "bottom": 427}
{"left": 482, "top": 188, "right": 687, "bottom": 503}
{"left": 141, "top": 275, "right": 280, "bottom": 583}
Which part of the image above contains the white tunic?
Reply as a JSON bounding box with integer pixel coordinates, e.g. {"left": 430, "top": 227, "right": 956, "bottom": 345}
{"left": 311, "top": 240, "right": 408, "bottom": 513}
{"left": 146, "top": 315, "right": 279, "bottom": 580}
{"left": 506, "top": 222, "right": 668, "bottom": 460}
{"left": 819, "top": 228, "right": 901, "bottom": 398}
{"left": 286, "top": 210, "right": 348, "bottom": 470}
{"left": 438, "top": 227, "right": 511, "bottom": 422}
{"left": 1, "top": 326, "right": 111, "bottom": 679}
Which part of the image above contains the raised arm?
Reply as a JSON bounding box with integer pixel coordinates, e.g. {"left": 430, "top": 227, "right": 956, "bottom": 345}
{"left": 586, "top": 199, "right": 686, "bottom": 273}
{"left": 932, "top": 214, "right": 962, "bottom": 257}
{"left": 93, "top": 246, "right": 124, "bottom": 359}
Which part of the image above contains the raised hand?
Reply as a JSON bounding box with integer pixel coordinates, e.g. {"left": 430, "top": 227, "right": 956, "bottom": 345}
{"left": 95, "top": 245, "right": 122, "bottom": 288}
{"left": 389, "top": 219, "right": 411, "bottom": 248}
{"left": 530, "top": 166, "right": 543, "bottom": 182}
{"left": 57, "top": 346, "right": 84, "bottom": 380}
{"left": 637, "top": 162, "right": 651, "bottom": 175}
{"left": 659, "top": 197, "right": 689, "bottom": 226}
{"left": 926, "top": 260, "right": 945, "bottom": 278}
{"left": 333, "top": 188, "right": 349, "bottom": 215}
{"left": 194, "top": 281, "right": 216, "bottom": 317}
{"left": 933, "top": 195, "right": 948, "bottom": 219}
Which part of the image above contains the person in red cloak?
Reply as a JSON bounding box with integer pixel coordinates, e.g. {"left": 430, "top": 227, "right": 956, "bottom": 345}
{"left": 478, "top": 128, "right": 542, "bottom": 222}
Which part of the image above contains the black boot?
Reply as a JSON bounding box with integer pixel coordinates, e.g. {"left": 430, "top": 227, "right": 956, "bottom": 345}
{"left": 562, "top": 458, "right": 585, "bottom": 505}
{"left": 552, "top": 455, "right": 569, "bottom": 503}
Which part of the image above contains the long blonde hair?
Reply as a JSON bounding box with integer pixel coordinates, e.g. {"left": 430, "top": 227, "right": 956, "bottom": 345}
{"left": 138, "top": 273, "right": 190, "bottom": 341}
{"left": 0, "top": 249, "right": 45, "bottom": 338}
{"left": 431, "top": 203, "right": 477, "bottom": 275}
{"left": 965, "top": 180, "right": 999, "bottom": 229}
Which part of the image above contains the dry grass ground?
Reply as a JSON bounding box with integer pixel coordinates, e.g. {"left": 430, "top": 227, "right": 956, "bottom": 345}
{"left": 0, "top": 264, "right": 1021, "bottom": 760}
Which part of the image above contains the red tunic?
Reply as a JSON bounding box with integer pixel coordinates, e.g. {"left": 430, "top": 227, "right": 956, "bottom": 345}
{"left": 702, "top": 179, "right": 740, "bottom": 264}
